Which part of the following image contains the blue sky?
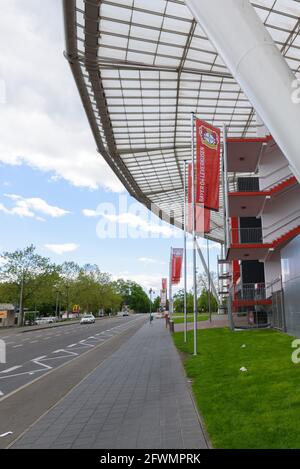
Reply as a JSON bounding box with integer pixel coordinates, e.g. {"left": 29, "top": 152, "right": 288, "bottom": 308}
{"left": 0, "top": 0, "right": 220, "bottom": 295}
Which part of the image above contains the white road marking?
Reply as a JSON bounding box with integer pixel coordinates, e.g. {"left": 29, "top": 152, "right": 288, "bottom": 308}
{"left": 52, "top": 349, "right": 78, "bottom": 357}
{"left": 12, "top": 345, "right": 23, "bottom": 349}
{"left": 0, "top": 432, "right": 13, "bottom": 438}
{"left": 30, "top": 341, "right": 39, "bottom": 344}
{"left": 32, "top": 356, "right": 47, "bottom": 361}
{"left": 0, "top": 390, "right": 4, "bottom": 396}
{"left": 78, "top": 340, "right": 94, "bottom": 348}
{"left": 31, "top": 358, "right": 52, "bottom": 371}
{"left": 0, "top": 366, "right": 22, "bottom": 374}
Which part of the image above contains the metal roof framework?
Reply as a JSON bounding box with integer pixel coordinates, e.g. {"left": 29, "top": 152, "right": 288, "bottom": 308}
{"left": 63, "top": 0, "right": 300, "bottom": 243}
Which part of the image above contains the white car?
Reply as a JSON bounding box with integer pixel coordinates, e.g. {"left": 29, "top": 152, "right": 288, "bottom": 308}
{"left": 80, "top": 314, "right": 95, "bottom": 324}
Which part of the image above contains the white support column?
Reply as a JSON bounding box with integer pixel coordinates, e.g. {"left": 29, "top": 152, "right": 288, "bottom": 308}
{"left": 183, "top": 160, "right": 188, "bottom": 343}
{"left": 223, "top": 124, "right": 230, "bottom": 252}
{"left": 191, "top": 112, "right": 198, "bottom": 356}
{"left": 169, "top": 248, "right": 173, "bottom": 317}
{"left": 185, "top": 0, "right": 300, "bottom": 183}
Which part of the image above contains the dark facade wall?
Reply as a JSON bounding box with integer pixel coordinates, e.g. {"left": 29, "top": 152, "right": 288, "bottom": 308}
{"left": 239, "top": 217, "right": 263, "bottom": 243}
{"left": 241, "top": 260, "right": 265, "bottom": 284}
{"left": 239, "top": 217, "right": 262, "bottom": 229}
{"left": 281, "top": 234, "right": 300, "bottom": 337}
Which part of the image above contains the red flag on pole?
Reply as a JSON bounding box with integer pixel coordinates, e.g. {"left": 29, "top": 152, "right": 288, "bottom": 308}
{"left": 187, "top": 163, "right": 210, "bottom": 234}
{"left": 195, "top": 119, "right": 221, "bottom": 211}
{"left": 162, "top": 278, "right": 167, "bottom": 291}
{"left": 171, "top": 248, "right": 183, "bottom": 285}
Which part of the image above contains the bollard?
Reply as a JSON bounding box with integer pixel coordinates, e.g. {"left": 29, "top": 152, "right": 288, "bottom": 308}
{"left": 169, "top": 320, "right": 174, "bottom": 334}
{"left": 165, "top": 315, "right": 170, "bottom": 328}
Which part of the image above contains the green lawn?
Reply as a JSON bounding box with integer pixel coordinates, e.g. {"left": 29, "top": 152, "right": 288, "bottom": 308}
{"left": 172, "top": 313, "right": 209, "bottom": 324}
{"left": 173, "top": 327, "right": 300, "bottom": 449}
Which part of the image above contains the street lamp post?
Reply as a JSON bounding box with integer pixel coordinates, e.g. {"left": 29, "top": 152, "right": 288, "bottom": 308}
{"left": 18, "top": 269, "right": 25, "bottom": 327}
{"left": 55, "top": 290, "right": 60, "bottom": 319}
{"left": 149, "top": 288, "right": 154, "bottom": 324}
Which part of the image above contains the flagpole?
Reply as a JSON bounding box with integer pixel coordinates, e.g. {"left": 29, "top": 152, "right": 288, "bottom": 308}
{"left": 183, "top": 160, "right": 187, "bottom": 343}
{"left": 191, "top": 112, "right": 198, "bottom": 356}
{"left": 207, "top": 238, "right": 212, "bottom": 323}
{"left": 169, "top": 247, "right": 173, "bottom": 319}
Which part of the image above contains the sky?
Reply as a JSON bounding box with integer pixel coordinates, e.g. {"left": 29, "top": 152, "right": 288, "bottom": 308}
{"left": 0, "top": 0, "right": 220, "bottom": 297}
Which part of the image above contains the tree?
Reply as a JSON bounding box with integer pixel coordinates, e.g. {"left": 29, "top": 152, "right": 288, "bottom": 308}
{"left": 198, "top": 288, "right": 218, "bottom": 313}
{"left": 0, "top": 245, "right": 55, "bottom": 326}
{"left": 0, "top": 246, "right": 152, "bottom": 322}
{"left": 153, "top": 296, "right": 161, "bottom": 312}
{"left": 75, "top": 266, "right": 122, "bottom": 315}
{"left": 59, "top": 261, "right": 80, "bottom": 316}
{"left": 173, "top": 288, "right": 218, "bottom": 314}
{"left": 173, "top": 289, "right": 184, "bottom": 313}
{"left": 197, "top": 271, "right": 218, "bottom": 294}
{"left": 114, "top": 280, "right": 150, "bottom": 314}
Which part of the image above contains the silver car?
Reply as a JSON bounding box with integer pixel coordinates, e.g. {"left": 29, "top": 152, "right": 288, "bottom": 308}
{"left": 80, "top": 314, "right": 95, "bottom": 324}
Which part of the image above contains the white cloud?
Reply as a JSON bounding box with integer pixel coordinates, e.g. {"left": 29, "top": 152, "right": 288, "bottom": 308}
{"left": 0, "top": 1, "right": 124, "bottom": 193}
{"left": 82, "top": 209, "right": 98, "bottom": 218}
{"left": 138, "top": 257, "right": 166, "bottom": 266}
{"left": 44, "top": 243, "right": 79, "bottom": 255}
{"left": 0, "top": 194, "right": 70, "bottom": 220}
{"left": 83, "top": 202, "right": 181, "bottom": 238}
{"left": 101, "top": 212, "right": 177, "bottom": 237}
{"left": 111, "top": 271, "right": 164, "bottom": 294}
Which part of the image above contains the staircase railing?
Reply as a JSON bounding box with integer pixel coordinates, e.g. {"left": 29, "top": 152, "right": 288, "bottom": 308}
{"left": 229, "top": 163, "right": 292, "bottom": 192}
{"left": 230, "top": 227, "right": 263, "bottom": 244}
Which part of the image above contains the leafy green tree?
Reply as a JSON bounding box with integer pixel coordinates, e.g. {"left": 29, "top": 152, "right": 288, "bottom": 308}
{"left": 153, "top": 296, "right": 161, "bottom": 312}
{"left": 173, "top": 289, "right": 184, "bottom": 313}
{"left": 198, "top": 288, "right": 218, "bottom": 313}
{"left": 173, "top": 288, "right": 218, "bottom": 314}
{"left": 0, "top": 245, "right": 56, "bottom": 325}
{"left": 0, "top": 247, "right": 152, "bottom": 322}
{"left": 114, "top": 280, "right": 150, "bottom": 314}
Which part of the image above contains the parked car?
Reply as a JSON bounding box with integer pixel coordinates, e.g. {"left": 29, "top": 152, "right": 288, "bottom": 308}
{"left": 34, "top": 317, "right": 49, "bottom": 325}
{"left": 34, "top": 316, "right": 57, "bottom": 325}
{"left": 80, "top": 314, "right": 95, "bottom": 325}
{"left": 122, "top": 311, "right": 129, "bottom": 317}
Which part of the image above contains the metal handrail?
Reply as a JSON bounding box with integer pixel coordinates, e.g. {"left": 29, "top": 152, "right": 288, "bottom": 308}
{"left": 229, "top": 163, "right": 292, "bottom": 192}
{"left": 263, "top": 208, "right": 300, "bottom": 239}
{"left": 231, "top": 282, "right": 267, "bottom": 301}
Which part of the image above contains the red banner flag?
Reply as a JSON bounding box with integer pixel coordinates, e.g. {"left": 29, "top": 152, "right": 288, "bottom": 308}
{"left": 187, "top": 163, "right": 210, "bottom": 234}
{"left": 162, "top": 278, "right": 167, "bottom": 291}
{"left": 195, "top": 119, "right": 221, "bottom": 211}
{"left": 171, "top": 248, "right": 183, "bottom": 285}
{"left": 160, "top": 289, "right": 167, "bottom": 307}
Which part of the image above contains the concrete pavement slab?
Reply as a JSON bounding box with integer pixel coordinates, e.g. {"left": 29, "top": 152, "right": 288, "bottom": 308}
{"left": 11, "top": 320, "right": 209, "bottom": 450}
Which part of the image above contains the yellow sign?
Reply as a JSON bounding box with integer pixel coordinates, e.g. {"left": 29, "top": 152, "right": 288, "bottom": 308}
{"left": 0, "top": 311, "right": 8, "bottom": 319}
{"left": 72, "top": 305, "right": 80, "bottom": 313}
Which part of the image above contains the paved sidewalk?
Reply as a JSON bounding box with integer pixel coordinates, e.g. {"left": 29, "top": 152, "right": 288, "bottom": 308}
{"left": 175, "top": 314, "right": 229, "bottom": 333}
{"left": 12, "top": 320, "right": 209, "bottom": 449}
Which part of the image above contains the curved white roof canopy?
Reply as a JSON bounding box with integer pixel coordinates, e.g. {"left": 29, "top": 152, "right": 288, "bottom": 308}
{"left": 63, "top": 0, "right": 300, "bottom": 243}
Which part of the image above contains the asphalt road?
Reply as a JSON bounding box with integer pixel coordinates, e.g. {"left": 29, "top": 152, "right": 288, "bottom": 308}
{"left": 0, "top": 315, "right": 147, "bottom": 448}
{"left": 0, "top": 315, "right": 144, "bottom": 399}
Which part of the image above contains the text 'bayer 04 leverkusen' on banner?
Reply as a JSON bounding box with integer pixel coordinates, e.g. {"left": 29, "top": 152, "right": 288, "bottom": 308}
{"left": 195, "top": 119, "right": 221, "bottom": 212}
